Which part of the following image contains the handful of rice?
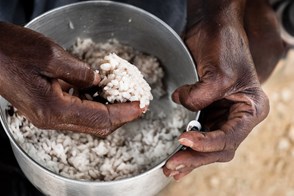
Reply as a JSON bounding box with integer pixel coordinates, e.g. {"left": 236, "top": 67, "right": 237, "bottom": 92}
{"left": 98, "top": 53, "right": 152, "bottom": 108}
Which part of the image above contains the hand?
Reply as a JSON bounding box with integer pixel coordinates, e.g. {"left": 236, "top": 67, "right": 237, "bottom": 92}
{"left": 163, "top": 0, "right": 284, "bottom": 180}
{"left": 0, "top": 22, "right": 144, "bottom": 137}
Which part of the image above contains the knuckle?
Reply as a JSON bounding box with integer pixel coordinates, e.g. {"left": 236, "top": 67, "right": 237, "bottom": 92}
{"left": 200, "top": 63, "right": 219, "bottom": 82}
{"left": 245, "top": 87, "right": 270, "bottom": 122}
{"left": 256, "top": 90, "right": 270, "bottom": 120}
{"left": 200, "top": 62, "right": 235, "bottom": 89}
{"left": 220, "top": 150, "right": 235, "bottom": 162}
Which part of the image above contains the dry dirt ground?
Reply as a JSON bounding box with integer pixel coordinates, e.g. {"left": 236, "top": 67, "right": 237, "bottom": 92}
{"left": 158, "top": 50, "right": 294, "bottom": 196}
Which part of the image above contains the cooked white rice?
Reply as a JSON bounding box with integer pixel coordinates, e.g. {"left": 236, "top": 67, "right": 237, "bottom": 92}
{"left": 6, "top": 38, "right": 188, "bottom": 181}
{"left": 99, "top": 53, "right": 152, "bottom": 108}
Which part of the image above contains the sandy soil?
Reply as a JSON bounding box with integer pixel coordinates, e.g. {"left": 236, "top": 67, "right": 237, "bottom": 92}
{"left": 158, "top": 50, "right": 294, "bottom": 196}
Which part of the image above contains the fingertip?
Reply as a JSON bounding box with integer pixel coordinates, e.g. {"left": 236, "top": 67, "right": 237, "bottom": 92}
{"left": 131, "top": 101, "right": 144, "bottom": 114}
{"left": 107, "top": 101, "right": 143, "bottom": 126}
{"left": 131, "top": 101, "right": 151, "bottom": 117}
{"left": 172, "top": 82, "right": 222, "bottom": 111}
{"left": 179, "top": 130, "right": 196, "bottom": 141}
{"left": 162, "top": 166, "right": 172, "bottom": 177}
{"left": 53, "top": 54, "right": 98, "bottom": 88}
{"left": 172, "top": 84, "right": 192, "bottom": 104}
{"left": 179, "top": 131, "right": 195, "bottom": 140}
{"left": 178, "top": 138, "right": 194, "bottom": 148}
{"left": 172, "top": 84, "right": 198, "bottom": 110}
{"left": 179, "top": 131, "right": 209, "bottom": 151}
{"left": 171, "top": 89, "right": 180, "bottom": 104}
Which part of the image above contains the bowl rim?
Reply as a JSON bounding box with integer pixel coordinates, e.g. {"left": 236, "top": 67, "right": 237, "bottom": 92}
{"left": 1, "top": 0, "right": 199, "bottom": 185}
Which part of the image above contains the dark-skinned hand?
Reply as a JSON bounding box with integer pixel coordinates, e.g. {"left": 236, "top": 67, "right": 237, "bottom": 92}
{"left": 0, "top": 22, "right": 144, "bottom": 137}
{"left": 163, "top": 0, "right": 285, "bottom": 180}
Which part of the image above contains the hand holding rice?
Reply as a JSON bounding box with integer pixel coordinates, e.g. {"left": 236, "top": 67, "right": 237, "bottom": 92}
{"left": 0, "top": 23, "right": 148, "bottom": 138}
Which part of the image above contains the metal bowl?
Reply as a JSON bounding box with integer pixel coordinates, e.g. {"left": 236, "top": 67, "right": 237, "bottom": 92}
{"left": 0, "top": 1, "right": 199, "bottom": 196}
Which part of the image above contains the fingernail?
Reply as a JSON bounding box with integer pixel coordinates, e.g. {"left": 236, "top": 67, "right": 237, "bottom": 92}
{"left": 178, "top": 138, "right": 194, "bottom": 148}
{"left": 169, "top": 171, "right": 179, "bottom": 177}
{"left": 175, "top": 164, "right": 185, "bottom": 171}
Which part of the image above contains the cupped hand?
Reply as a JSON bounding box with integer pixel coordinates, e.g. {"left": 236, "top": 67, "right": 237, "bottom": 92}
{"left": 163, "top": 0, "right": 284, "bottom": 180}
{"left": 0, "top": 22, "right": 143, "bottom": 137}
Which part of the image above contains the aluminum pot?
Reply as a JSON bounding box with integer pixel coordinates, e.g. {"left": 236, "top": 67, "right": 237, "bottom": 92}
{"left": 0, "top": 1, "right": 199, "bottom": 196}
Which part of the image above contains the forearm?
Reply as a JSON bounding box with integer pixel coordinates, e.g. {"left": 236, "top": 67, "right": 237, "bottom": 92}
{"left": 186, "top": 0, "right": 246, "bottom": 31}
{"left": 244, "top": 0, "right": 285, "bottom": 83}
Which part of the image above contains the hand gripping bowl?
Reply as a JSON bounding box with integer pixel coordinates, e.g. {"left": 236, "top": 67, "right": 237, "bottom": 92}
{"left": 0, "top": 1, "right": 199, "bottom": 196}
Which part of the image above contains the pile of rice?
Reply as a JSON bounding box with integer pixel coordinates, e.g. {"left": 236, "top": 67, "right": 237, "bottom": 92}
{"left": 6, "top": 38, "right": 188, "bottom": 181}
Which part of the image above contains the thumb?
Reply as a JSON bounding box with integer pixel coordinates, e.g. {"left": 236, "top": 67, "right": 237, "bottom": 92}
{"left": 42, "top": 46, "right": 100, "bottom": 88}
{"left": 172, "top": 81, "right": 224, "bottom": 111}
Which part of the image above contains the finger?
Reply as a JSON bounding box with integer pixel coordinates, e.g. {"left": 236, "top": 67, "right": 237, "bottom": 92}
{"left": 106, "top": 101, "right": 144, "bottom": 128}
{"left": 42, "top": 46, "right": 100, "bottom": 88}
{"left": 172, "top": 81, "right": 224, "bottom": 111}
{"left": 179, "top": 86, "right": 269, "bottom": 151}
{"left": 163, "top": 166, "right": 193, "bottom": 181}
{"left": 164, "top": 149, "right": 234, "bottom": 171}
{"left": 45, "top": 81, "right": 143, "bottom": 137}
{"left": 178, "top": 130, "right": 227, "bottom": 152}
{"left": 178, "top": 105, "right": 258, "bottom": 153}
{"left": 56, "top": 100, "right": 143, "bottom": 137}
